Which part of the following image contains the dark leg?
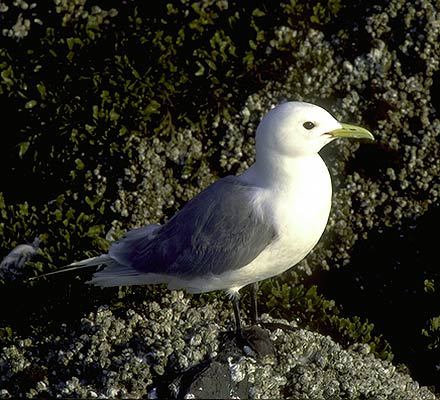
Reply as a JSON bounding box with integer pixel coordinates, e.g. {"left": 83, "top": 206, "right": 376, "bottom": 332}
{"left": 250, "top": 282, "right": 259, "bottom": 325}
{"left": 232, "top": 296, "right": 243, "bottom": 334}
{"left": 231, "top": 290, "right": 274, "bottom": 357}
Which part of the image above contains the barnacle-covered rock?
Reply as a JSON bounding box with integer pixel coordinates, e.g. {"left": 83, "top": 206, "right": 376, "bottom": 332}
{"left": 0, "top": 292, "right": 436, "bottom": 399}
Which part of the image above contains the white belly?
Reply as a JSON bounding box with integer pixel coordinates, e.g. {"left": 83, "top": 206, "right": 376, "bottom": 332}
{"left": 223, "top": 170, "right": 332, "bottom": 291}
{"left": 172, "top": 155, "right": 333, "bottom": 295}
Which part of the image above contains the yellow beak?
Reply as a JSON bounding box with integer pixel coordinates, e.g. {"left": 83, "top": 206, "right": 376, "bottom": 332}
{"left": 330, "top": 123, "right": 375, "bottom": 140}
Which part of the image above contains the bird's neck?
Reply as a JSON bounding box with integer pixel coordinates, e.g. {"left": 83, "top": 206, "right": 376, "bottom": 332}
{"left": 240, "top": 152, "right": 331, "bottom": 192}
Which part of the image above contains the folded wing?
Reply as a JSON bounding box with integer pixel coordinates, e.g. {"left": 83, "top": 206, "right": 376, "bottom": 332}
{"left": 109, "top": 176, "right": 277, "bottom": 277}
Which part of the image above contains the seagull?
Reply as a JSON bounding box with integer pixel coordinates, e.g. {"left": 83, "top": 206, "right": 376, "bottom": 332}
{"left": 34, "top": 102, "right": 373, "bottom": 353}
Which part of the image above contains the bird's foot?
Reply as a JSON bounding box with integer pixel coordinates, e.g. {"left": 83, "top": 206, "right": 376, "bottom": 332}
{"left": 237, "top": 325, "right": 274, "bottom": 357}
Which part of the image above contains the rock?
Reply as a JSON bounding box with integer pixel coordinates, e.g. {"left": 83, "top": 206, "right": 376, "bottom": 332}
{"left": 0, "top": 291, "right": 436, "bottom": 399}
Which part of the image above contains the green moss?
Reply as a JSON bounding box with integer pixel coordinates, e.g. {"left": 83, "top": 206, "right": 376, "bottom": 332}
{"left": 0, "top": 192, "right": 109, "bottom": 279}
{"left": 261, "top": 281, "right": 394, "bottom": 361}
{"left": 422, "top": 316, "right": 440, "bottom": 351}
{"left": 311, "top": 0, "right": 341, "bottom": 24}
{"left": 0, "top": 326, "right": 13, "bottom": 341}
{"left": 282, "top": 0, "right": 342, "bottom": 26}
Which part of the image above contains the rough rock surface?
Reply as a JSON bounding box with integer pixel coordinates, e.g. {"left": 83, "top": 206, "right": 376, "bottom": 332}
{"left": 0, "top": 291, "right": 436, "bottom": 399}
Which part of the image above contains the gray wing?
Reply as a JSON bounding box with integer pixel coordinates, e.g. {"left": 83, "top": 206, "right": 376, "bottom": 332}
{"left": 109, "top": 176, "right": 277, "bottom": 277}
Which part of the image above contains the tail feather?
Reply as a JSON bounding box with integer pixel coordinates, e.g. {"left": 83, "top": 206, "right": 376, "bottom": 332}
{"left": 31, "top": 252, "right": 168, "bottom": 289}
{"left": 87, "top": 263, "right": 166, "bottom": 287}
{"left": 29, "top": 254, "right": 112, "bottom": 281}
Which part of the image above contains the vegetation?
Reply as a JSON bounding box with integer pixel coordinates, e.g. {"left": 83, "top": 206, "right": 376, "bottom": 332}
{"left": 1, "top": 0, "right": 439, "bottom": 393}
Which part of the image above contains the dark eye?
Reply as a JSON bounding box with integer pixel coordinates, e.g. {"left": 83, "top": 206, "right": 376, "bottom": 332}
{"left": 303, "top": 121, "right": 315, "bottom": 130}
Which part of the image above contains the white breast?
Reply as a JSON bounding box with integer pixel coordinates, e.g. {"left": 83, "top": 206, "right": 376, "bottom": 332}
{"left": 185, "top": 154, "right": 333, "bottom": 295}
{"left": 263, "top": 158, "right": 332, "bottom": 273}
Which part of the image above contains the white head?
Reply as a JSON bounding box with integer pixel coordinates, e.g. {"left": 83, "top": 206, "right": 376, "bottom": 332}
{"left": 256, "top": 102, "right": 374, "bottom": 157}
